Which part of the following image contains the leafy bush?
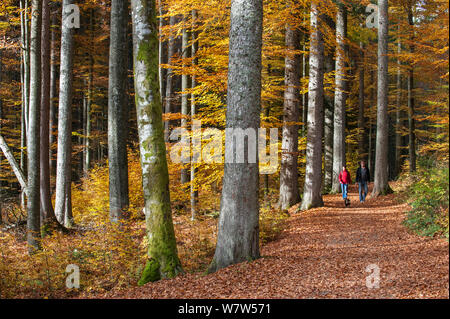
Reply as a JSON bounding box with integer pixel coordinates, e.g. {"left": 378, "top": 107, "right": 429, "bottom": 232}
{"left": 402, "top": 160, "right": 449, "bottom": 239}
{"left": 259, "top": 208, "right": 289, "bottom": 244}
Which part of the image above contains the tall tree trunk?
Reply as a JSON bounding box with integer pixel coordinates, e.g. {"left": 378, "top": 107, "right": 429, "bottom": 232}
{"left": 159, "top": 3, "right": 167, "bottom": 106}
{"left": 27, "top": 0, "right": 42, "bottom": 252}
{"left": 300, "top": 1, "right": 324, "bottom": 210}
{"left": 358, "top": 41, "right": 366, "bottom": 161}
{"left": 208, "top": 0, "right": 263, "bottom": 273}
{"left": 108, "top": 0, "right": 130, "bottom": 222}
{"left": 190, "top": 8, "right": 198, "bottom": 220}
{"left": 40, "top": 0, "right": 57, "bottom": 228}
{"left": 0, "top": 48, "right": 3, "bottom": 224}
{"left": 164, "top": 15, "right": 176, "bottom": 142}
{"left": 368, "top": 68, "right": 375, "bottom": 178}
{"left": 372, "top": 0, "right": 392, "bottom": 196}
{"left": 20, "top": 0, "right": 29, "bottom": 209}
{"left": 180, "top": 16, "right": 190, "bottom": 186}
{"left": 55, "top": 0, "right": 75, "bottom": 226}
{"left": 331, "top": 3, "right": 347, "bottom": 194}
{"left": 323, "top": 14, "right": 335, "bottom": 193}
{"left": 407, "top": 6, "right": 416, "bottom": 172}
{"left": 83, "top": 9, "right": 94, "bottom": 176}
{"left": 279, "top": 23, "right": 301, "bottom": 210}
{"left": 131, "top": 0, "right": 183, "bottom": 285}
{"left": 394, "top": 31, "right": 403, "bottom": 177}
{"left": 49, "top": 11, "right": 57, "bottom": 183}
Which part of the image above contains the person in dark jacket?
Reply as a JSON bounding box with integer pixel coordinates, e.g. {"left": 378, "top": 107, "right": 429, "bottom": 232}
{"left": 355, "top": 160, "right": 370, "bottom": 203}
{"left": 338, "top": 165, "right": 352, "bottom": 207}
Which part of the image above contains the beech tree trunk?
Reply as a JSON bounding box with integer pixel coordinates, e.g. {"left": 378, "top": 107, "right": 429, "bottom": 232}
{"left": 323, "top": 14, "right": 335, "bottom": 193}
{"left": 131, "top": 0, "right": 183, "bottom": 285}
{"left": 164, "top": 15, "right": 176, "bottom": 141}
{"left": 331, "top": 3, "right": 347, "bottom": 194}
{"left": 55, "top": 0, "right": 75, "bottom": 226}
{"left": 372, "top": 0, "right": 392, "bottom": 196}
{"left": 27, "top": 0, "right": 42, "bottom": 252}
{"left": 40, "top": 0, "right": 57, "bottom": 228}
{"left": 395, "top": 33, "right": 403, "bottom": 176}
{"left": 300, "top": 1, "right": 324, "bottom": 210}
{"left": 279, "top": 23, "right": 301, "bottom": 210}
{"left": 358, "top": 41, "right": 366, "bottom": 161}
{"left": 407, "top": 7, "right": 416, "bottom": 172}
{"left": 108, "top": 0, "right": 130, "bottom": 222}
{"left": 49, "top": 11, "right": 57, "bottom": 181}
{"left": 208, "top": 0, "right": 263, "bottom": 273}
{"left": 190, "top": 9, "right": 199, "bottom": 220}
{"left": 180, "top": 17, "right": 190, "bottom": 186}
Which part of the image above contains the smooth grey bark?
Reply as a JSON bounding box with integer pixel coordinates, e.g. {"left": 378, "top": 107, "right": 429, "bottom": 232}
{"left": 331, "top": 4, "right": 347, "bottom": 194}
{"left": 300, "top": 1, "right": 324, "bottom": 211}
{"left": 358, "top": 41, "right": 366, "bottom": 161}
{"left": 159, "top": 3, "right": 167, "bottom": 105}
{"left": 40, "top": 0, "right": 56, "bottom": 226}
{"left": 368, "top": 69, "right": 375, "bottom": 178}
{"left": 20, "top": 0, "right": 29, "bottom": 209}
{"left": 180, "top": 16, "right": 190, "bottom": 186}
{"left": 323, "top": 50, "right": 334, "bottom": 193}
{"left": 27, "top": 0, "right": 42, "bottom": 252}
{"left": 208, "top": 0, "right": 263, "bottom": 273}
{"left": 279, "top": 24, "right": 301, "bottom": 210}
{"left": 108, "top": 0, "right": 130, "bottom": 222}
{"left": 323, "top": 14, "right": 335, "bottom": 193}
{"left": 131, "top": 0, "right": 183, "bottom": 285}
{"left": 407, "top": 7, "right": 416, "bottom": 172}
{"left": 372, "top": 0, "right": 392, "bottom": 196}
{"left": 0, "top": 135, "right": 28, "bottom": 192}
{"left": 83, "top": 9, "right": 94, "bottom": 176}
{"left": 190, "top": 9, "right": 198, "bottom": 220}
{"left": 164, "top": 15, "right": 177, "bottom": 142}
{"left": 55, "top": 0, "right": 75, "bottom": 226}
{"left": 49, "top": 11, "right": 57, "bottom": 181}
{"left": 395, "top": 33, "right": 403, "bottom": 176}
{"left": 21, "top": 0, "right": 30, "bottom": 138}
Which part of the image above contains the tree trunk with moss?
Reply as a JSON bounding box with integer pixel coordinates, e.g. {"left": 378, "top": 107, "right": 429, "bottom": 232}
{"left": 207, "top": 0, "right": 263, "bottom": 274}
{"left": 131, "top": 0, "right": 183, "bottom": 285}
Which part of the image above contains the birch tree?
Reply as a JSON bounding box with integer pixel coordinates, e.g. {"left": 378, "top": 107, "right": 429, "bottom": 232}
{"left": 131, "top": 0, "right": 183, "bottom": 285}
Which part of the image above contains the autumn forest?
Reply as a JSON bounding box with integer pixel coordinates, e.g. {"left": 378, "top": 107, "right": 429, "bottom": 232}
{"left": 0, "top": 0, "right": 448, "bottom": 300}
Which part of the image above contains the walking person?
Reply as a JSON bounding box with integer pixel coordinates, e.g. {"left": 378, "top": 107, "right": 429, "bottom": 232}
{"left": 356, "top": 160, "right": 370, "bottom": 203}
{"left": 338, "top": 165, "right": 352, "bottom": 207}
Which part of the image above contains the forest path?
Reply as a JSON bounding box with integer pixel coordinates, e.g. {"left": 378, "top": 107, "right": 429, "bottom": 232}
{"left": 105, "top": 183, "right": 449, "bottom": 299}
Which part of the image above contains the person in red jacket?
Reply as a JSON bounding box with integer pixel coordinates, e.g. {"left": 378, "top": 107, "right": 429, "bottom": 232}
{"left": 338, "top": 165, "right": 352, "bottom": 207}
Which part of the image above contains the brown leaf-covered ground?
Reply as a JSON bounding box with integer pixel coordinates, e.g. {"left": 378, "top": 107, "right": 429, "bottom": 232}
{"left": 98, "top": 184, "right": 449, "bottom": 299}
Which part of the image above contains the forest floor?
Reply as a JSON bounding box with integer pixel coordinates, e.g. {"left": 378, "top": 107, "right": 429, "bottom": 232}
{"left": 96, "top": 183, "right": 449, "bottom": 299}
